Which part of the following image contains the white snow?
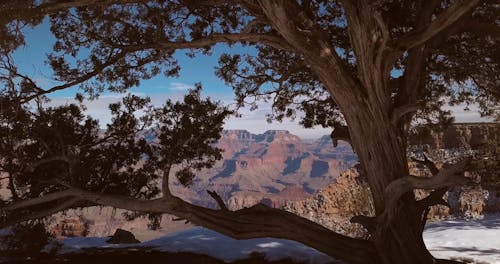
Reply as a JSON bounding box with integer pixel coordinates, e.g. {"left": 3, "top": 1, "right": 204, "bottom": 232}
{"left": 424, "top": 215, "right": 500, "bottom": 264}
{"left": 51, "top": 227, "right": 336, "bottom": 263}
{"left": 141, "top": 228, "right": 336, "bottom": 263}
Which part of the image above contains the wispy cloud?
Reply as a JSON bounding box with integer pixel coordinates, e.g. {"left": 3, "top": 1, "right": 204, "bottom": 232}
{"left": 444, "top": 103, "right": 494, "bottom": 123}
{"left": 169, "top": 82, "right": 195, "bottom": 91}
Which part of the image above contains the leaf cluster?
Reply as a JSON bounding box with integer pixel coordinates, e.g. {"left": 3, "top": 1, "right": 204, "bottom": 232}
{"left": 0, "top": 87, "right": 231, "bottom": 203}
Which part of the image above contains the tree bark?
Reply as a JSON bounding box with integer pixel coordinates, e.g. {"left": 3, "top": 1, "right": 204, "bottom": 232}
{"left": 2, "top": 187, "right": 379, "bottom": 264}
{"left": 256, "top": 1, "right": 440, "bottom": 263}
{"left": 345, "top": 105, "right": 435, "bottom": 264}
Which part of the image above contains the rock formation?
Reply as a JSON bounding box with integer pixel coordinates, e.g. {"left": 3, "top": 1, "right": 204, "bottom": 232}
{"left": 285, "top": 123, "right": 499, "bottom": 237}
{"left": 2, "top": 123, "right": 497, "bottom": 239}
{"left": 106, "top": 228, "right": 140, "bottom": 244}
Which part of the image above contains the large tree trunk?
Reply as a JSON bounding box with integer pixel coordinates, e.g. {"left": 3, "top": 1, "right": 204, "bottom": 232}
{"left": 345, "top": 106, "right": 434, "bottom": 264}
{"left": 256, "top": 1, "right": 439, "bottom": 262}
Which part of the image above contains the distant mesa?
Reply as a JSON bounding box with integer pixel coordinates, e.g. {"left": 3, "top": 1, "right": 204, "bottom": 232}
{"left": 7, "top": 123, "right": 495, "bottom": 239}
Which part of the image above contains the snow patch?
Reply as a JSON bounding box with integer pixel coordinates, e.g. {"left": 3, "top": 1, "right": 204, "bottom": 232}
{"left": 3, "top": 216, "right": 498, "bottom": 264}
{"left": 424, "top": 215, "right": 500, "bottom": 264}
{"left": 138, "top": 227, "right": 335, "bottom": 263}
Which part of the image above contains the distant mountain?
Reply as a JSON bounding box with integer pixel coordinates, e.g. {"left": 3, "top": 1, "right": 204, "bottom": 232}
{"left": 4, "top": 123, "right": 496, "bottom": 239}
{"left": 170, "top": 129, "right": 357, "bottom": 210}
{"left": 29, "top": 129, "right": 356, "bottom": 238}
{"left": 285, "top": 123, "right": 499, "bottom": 237}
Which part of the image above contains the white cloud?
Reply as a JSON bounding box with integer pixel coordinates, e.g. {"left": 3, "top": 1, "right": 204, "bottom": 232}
{"left": 44, "top": 94, "right": 495, "bottom": 140}
{"left": 169, "top": 82, "right": 195, "bottom": 91}
{"left": 444, "top": 103, "right": 495, "bottom": 123}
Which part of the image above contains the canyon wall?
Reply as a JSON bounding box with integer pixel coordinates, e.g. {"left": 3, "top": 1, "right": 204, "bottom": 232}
{"left": 285, "top": 123, "right": 499, "bottom": 237}
{"left": 2, "top": 123, "right": 497, "bottom": 239}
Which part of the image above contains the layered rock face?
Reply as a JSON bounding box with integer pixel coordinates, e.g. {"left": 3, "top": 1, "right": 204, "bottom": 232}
{"left": 46, "top": 208, "right": 193, "bottom": 240}
{"left": 283, "top": 166, "right": 373, "bottom": 238}
{"left": 170, "top": 129, "right": 357, "bottom": 210}
{"left": 409, "top": 123, "right": 499, "bottom": 149}
{"left": 285, "top": 123, "right": 499, "bottom": 237}
{"left": 38, "top": 129, "right": 356, "bottom": 238}
{"left": 4, "top": 124, "right": 496, "bottom": 239}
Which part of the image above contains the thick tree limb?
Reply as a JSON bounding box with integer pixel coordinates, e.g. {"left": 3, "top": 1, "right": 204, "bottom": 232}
{"left": 1, "top": 186, "right": 378, "bottom": 263}
{"left": 206, "top": 190, "right": 228, "bottom": 211}
{"left": 385, "top": 159, "right": 471, "bottom": 213}
{"left": 391, "top": 102, "right": 423, "bottom": 125}
{"left": 256, "top": 0, "right": 366, "bottom": 107}
{"left": 330, "top": 124, "right": 351, "bottom": 147}
{"left": 391, "top": 0, "right": 481, "bottom": 51}
{"left": 340, "top": 0, "right": 393, "bottom": 106}
{"left": 391, "top": 0, "right": 440, "bottom": 117}
{"left": 2, "top": 189, "right": 78, "bottom": 211}
{"left": 411, "top": 154, "right": 440, "bottom": 176}
{"left": 350, "top": 215, "right": 376, "bottom": 234}
{"left": 417, "top": 187, "right": 450, "bottom": 230}
{"left": 417, "top": 188, "right": 449, "bottom": 212}
{"left": 1, "top": 197, "right": 79, "bottom": 228}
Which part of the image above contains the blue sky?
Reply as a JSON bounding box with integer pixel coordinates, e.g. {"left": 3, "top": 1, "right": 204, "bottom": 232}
{"left": 12, "top": 20, "right": 490, "bottom": 139}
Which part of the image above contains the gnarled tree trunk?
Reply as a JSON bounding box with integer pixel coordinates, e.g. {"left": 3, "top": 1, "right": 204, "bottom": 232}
{"left": 346, "top": 107, "right": 434, "bottom": 264}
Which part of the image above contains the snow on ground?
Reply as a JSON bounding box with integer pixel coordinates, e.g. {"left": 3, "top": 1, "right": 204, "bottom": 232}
{"left": 50, "top": 227, "right": 336, "bottom": 263}
{"left": 14, "top": 215, "right": 499, "bottom": 264}
{"left": 140, "top": 228, "right": 336, "bottom": 263}
{"left": 424, "top": 215, "right": 500, "bottom": 264}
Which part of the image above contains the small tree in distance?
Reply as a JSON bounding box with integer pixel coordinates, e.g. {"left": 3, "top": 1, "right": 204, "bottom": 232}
{"left": 0, "top": 1, "right": 498, "bottom": 264}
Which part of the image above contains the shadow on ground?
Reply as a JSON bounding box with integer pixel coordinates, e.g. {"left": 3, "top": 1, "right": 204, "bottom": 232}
{"left": 3, "top": 248, "right": 317, "bottom": 264}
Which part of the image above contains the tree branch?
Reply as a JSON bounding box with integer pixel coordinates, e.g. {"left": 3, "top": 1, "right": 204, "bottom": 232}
{"left": 256, "top": 0, "right": 366, "bottom": 107}
{"left": 206, "top": 190, "right": 228, "bottom": 211}
{"left": 411, "top": 154, "right": 439, "bottom": 176}
{"left": 38, "top": 0, "right": 144, "bottom": 13}
{"left": 391, "top": 0, "right": 440, "bottom": 118}
{"left": 2, "top": 189, "right": 78, "bottom": 211}
{"left": 15, "top": 32, "right": 291, "bottom": 102}
{"left": 25, "top": 156, "right": 71, "bottom": 172}
{"left": 330, "top": 124, "right": 351, "bottom": 147}
{"left": 117, "top": 33, "right": 295, "bottom": 53}
{"left": 1, "top": 186, "right": 378, "bottom": 263}
{"left": 350, "top": 215, "right": 376, "bottom": 234}
{"left": 417, "top": 188, "right": 449, "bottom": 211}
{"left": 391, "top": 102, "right": 423, "bottom": 125}
{"left": 19, "top": 50, "right": 130, "bottom": 102}
{"left": 384, "top": 158, "right": 471, "bottom": 213}
{"left": 162, "top": 165, "right": 172, "bottom": 198}
{"left": 1, "top": 197, "right": 80, "bottom": 228}
{"left": 416, "top": 188, "right": 449, "bottom": 230}
{"left": 391, "top": 0, "right": 481, "bottom": 51}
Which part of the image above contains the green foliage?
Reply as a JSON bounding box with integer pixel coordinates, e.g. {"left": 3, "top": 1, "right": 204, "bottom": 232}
{"left": 0, "top": 1, "right": 498, "bottom": 242}
{"left": 0, "top": 86, "right": 231, "bottom": 224}
{"left": 1, "top": 1, "right": 497, "bottom": 127}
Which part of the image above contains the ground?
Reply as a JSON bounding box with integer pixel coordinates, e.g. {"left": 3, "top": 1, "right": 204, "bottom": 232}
{"left": 1, "top": 216, "right": 499, "bottom": 264}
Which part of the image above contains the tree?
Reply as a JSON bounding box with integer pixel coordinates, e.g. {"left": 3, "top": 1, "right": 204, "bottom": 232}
{"left": 0, "top": 1, "right": 498, "bottom": 263}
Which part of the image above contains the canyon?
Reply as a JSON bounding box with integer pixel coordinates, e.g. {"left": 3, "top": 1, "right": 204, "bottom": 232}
{"left": 1, "top": 123, "right": 498, "bottom": 239}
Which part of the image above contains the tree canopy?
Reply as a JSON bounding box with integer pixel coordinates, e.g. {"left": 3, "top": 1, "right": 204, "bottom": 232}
{"left": 0, "top": 1, "right": 498, "bottom": 264}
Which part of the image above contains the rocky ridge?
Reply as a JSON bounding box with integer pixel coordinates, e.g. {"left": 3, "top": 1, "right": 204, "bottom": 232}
{"left": 27, "top": 129, "right": 356, "bottom": 238}
{"left": 2, "top": 123, "right": 497, "bottom": 239}
{"left": 284, "top": 123, "right": 499, "bottom": 237}
{"left": 169, "top": 129, "right": 356, "bottom": 210}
